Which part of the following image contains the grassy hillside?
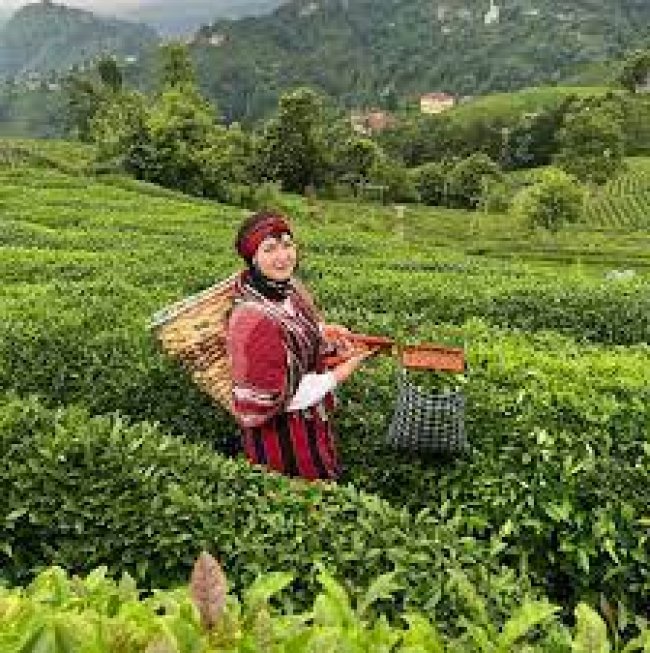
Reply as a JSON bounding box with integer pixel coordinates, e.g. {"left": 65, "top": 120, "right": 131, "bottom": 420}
{"left": 586, "top": 157, "right": 650, "bottom": 230}
{"left": 0, "top": 137, "right": 95, "bottom": 172}
{"left": 1, "top": 140, "right": 648, "bottom": 619}
{"left": 446, "top": 85, "right": 612, "bottom": 122}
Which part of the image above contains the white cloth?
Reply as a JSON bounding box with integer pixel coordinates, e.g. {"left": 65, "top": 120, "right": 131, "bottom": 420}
{"left": 287, "top": 371, "right": 337, "bottom": 411}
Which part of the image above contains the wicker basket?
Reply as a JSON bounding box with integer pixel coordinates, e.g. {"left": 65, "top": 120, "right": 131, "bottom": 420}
{"left": 148, "top": 274, "right": 238, "bottom": 413}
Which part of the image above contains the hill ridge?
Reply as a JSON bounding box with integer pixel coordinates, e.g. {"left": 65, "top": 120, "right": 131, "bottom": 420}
{"left": 190, "top": 0, "right": 650, "bottom": 120}
{"left": 0, "top": 1, "right": 159, "bottom": 79}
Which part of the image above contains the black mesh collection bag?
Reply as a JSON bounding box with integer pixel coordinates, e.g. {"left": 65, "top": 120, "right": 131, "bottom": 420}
{"left": 387, "top": 367, "right": 468, "bottom": 454}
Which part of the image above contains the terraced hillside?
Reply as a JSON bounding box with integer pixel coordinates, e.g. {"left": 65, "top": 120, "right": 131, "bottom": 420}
{"left": 587, "top": 157, "right": 650, "bottom": 230}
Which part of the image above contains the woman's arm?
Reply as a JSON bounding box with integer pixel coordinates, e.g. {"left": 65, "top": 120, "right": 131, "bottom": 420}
{"left": 286, "top": 349, "right": 375, "bottom": 411}
{"left": 227, "top": 306, "right": 288, "bottom": 429}
{"left": 320, "top": 323, "right": 353, "bottom": 348}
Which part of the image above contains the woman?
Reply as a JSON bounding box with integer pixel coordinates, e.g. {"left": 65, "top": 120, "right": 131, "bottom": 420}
{"left": 226, "top": 210, "right": 373, "bottom": 481}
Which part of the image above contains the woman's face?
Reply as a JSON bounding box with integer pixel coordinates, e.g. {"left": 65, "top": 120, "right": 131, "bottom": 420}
{"left": 253, "top": 232, "right": 297, "bottom": 281}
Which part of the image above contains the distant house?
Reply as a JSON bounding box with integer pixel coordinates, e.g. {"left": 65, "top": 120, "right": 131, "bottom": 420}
{"left": 350, "top": 109, "right": 396, "bottom": 136}
{"left": 192, "top": 30, "right": 228, "bottom": 47}
{"left": 420, "top": 92, "right": 456, "bottom": 114}
{"left": 298, "top": 2, "right": 319, "bottom": 17}
{"left": 208, "top": 33, "right": 227, "bottom": 47}
{"left": 484, "top": 0, "right": 500, "bottom": 25}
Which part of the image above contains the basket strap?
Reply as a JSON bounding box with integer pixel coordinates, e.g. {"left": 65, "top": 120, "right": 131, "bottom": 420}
{"left": 148, "top": 272, "right": 239, "bottom": 330}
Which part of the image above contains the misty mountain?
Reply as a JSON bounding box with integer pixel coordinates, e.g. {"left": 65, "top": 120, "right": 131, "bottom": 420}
{"left": 0, "top": 1, "right": 159, "bottom": 79}
{"left": 122, "top": 0, "right": 285, "bottom": 37}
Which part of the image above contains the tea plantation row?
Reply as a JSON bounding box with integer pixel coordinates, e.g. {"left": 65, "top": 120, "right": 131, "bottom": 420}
{"left": 0, "top": 392, "right": 528, "bottom": 628}
{"left": 1, "top": 166, "right": 649, "bottom": 345}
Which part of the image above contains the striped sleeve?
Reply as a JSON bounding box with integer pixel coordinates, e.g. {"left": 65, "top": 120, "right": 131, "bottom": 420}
{"left": 227, "top": 305, "right": 288, "bottom": 429}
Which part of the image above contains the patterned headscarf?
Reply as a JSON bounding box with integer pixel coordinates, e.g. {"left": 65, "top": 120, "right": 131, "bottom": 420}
{"left": 235, "top": 211, "right": 292, "bottom": 262}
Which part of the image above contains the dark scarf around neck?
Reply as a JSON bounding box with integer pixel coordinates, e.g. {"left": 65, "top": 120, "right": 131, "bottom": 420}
{"left": 246, "top": 264, "right": 292, "bottom": 301}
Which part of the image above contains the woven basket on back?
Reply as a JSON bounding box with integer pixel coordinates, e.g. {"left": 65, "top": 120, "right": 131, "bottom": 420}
{"left": 148, "top": 274, "right": 238, "bottom": 413}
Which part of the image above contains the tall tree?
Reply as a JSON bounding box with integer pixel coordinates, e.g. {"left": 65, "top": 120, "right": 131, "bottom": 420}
{"left": 63, "top": 74, "right": 104, "bottom": 141}
{"left": 619, "top": 49, "right": 650, "bottom": 93}
{"left": 96, "top": 56, "right": 123, "bottom": 94}
{"left": 258, "top": 87, "right": 327, "bottom": 193}
{"left": 159, "top": 43, "right": 197, "bottom": 90}
{"left": 555, "top": 105, "right": 625, "bottom": 184}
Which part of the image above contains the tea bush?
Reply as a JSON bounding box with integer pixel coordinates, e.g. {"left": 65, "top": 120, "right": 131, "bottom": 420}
{"left": 0, "top": 393, "right": 529, "bottom": 627}
{"left": 3, "top": 563, "right": 648, "bottom": 653}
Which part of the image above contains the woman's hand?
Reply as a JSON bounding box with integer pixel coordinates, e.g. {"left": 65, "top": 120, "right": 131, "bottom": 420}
{"left": 321, "top": 323, "right": 354, "bottom": 354}
{"left": 332, "top": 348, "right": 378, "bottom": 384}
{"left": 322, "top": 323, "right": 351, "bottom": 338}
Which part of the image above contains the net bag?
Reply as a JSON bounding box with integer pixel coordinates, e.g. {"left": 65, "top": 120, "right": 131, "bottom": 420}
{"left": 386, "top": 345, "right": 468, "bottom": 454}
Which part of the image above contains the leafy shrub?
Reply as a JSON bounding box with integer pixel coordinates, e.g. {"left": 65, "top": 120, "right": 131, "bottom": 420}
{"left": 512, "top": 167, "right": 585, "bottom": 231}
{"left": 0, "top": 393, "right": 529, "bottom": 626}
{"left": 334, "top": 136, "right": 380, "bottom": 184}
{"left": 447, "top": 154, "right": 503, "bottom": 209}
{"left": 368, "top": 155, "right": 420, "bottom": 203}
{"left": 478, "top": 179, "right": 513, "bottom": 213}
{"left": 5, "top": 562, "right": 647, "bottom": 653}
{"left": 413, "top": 160, "right": 450, "bottom": 206}
{"left": 87, "top": 63, "right": 255, "bottom": 203}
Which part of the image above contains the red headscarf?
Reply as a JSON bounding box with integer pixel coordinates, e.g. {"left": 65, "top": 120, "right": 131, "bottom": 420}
{"left": 235, "top": 211, "right": 292, "bottom": 261}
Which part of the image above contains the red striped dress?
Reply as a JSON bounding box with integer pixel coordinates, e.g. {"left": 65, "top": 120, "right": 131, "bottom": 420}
{"left": 226, "top": 272, "right": 341, "bottom": 481}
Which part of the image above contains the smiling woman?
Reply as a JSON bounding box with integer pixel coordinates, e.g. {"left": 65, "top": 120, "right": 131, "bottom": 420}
{"left": 226, "top": 210, "right": 374, "bottom": 482}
